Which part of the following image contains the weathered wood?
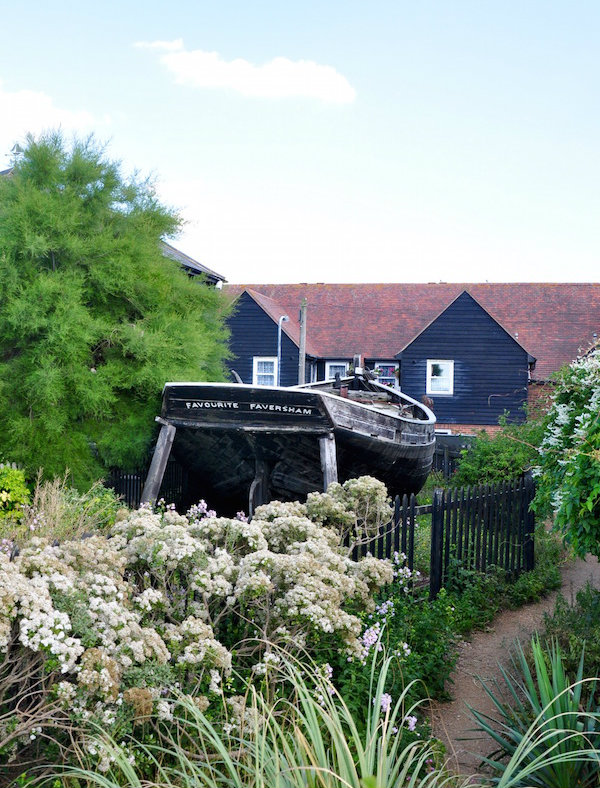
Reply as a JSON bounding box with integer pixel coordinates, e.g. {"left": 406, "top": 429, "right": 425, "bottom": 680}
{"left": 249, "top": 458, "right": 270, "bottom": 517}
{"left": 430, "top": 488, "right": 444, "bottom": 600}
{"left": 141, "top": 422, "right": 176, "bottom": 505}
{"left": 319, "top": 433, "right": 338, "bottom": 490}
{"left": 408, "top": 494, "right": 415, "bottom": 573}
{"left": 524, "top": 474, "right": 535, "bottom": 571}
{"left": 298, "top": 298, "right": 307, "bottom": 385}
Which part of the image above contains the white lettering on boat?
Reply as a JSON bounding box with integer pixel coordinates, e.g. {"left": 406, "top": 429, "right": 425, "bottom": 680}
{"left": 249, "top": 403, "right": 313, "bottom": 415}
{"left": 186, "top": 401, "right": 239, "bottom": 409}
{"left": 181, "top": 400, "right": 313, "bottom": 416}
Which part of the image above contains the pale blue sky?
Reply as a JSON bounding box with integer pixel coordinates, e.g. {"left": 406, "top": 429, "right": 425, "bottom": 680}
{"left": 1, "top": 1, "right": 599, "bottom": 283}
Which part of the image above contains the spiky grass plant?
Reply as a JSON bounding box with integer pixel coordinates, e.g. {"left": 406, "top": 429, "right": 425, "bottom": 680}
{"left": 470, "top": 636, "right": 600, "bottom": 788}
{"left": 48, "top": 653, "right": 473, "bottom": 788}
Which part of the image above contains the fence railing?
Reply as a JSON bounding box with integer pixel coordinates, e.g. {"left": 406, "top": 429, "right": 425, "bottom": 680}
{"left": 428, "top": 475, "right": 535, "bottom": 599}
{"left": 432, "top": 434, "right": 475, "bottom": 480}
{"left": 353, "top": 474, "right": 535, "bottom": 599}
{"left": 107, "top": 459, "right": 186, "bottom": 510}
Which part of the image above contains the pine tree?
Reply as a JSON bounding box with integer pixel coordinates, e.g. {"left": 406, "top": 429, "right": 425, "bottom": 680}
{"left": 0, "top": 132, "right": 229, "bottom": 486}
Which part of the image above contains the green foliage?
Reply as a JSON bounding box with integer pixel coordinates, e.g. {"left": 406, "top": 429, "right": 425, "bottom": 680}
{"left": 0, "top": 131, "right": 230, "bottom": 487}
{"left": 542, "top": 583, "right": 600, "bottom": 692}
{"left": 333, "top": 582, "right": 459, "bottom": 727}
{"left": 452, "top": 414, "right": 543, "bottom": 488}
{"left": 533, "top": 344, "right": 600, "bottom": 557}
{"left": 0, "top": 474, "right": 122, "bottom": 548}
{"left": 504, "top": 526, "right": 563, "bottom": 606}
{"left": 52, "top": 655, "right": 458, "bottom": 788}
{"left": 0, "top": 465, "right": 29, "bottom": 519}
{"left": 470, "top": 636, "right": 600, "bottom": 788}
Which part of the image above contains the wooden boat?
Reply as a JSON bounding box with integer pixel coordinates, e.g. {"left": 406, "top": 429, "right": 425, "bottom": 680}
{"left": 141, "top": 370, "right": 436, "bottom": 515}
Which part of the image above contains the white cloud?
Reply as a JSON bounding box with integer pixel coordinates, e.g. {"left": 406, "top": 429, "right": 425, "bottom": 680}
{"left": 0, "top": 80, "right": 101, "bottom": 165}
{"left": 136, "top": 40, "right": 356, "bottom": 103}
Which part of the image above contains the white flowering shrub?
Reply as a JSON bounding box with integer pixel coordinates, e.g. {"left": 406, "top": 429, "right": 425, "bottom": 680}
{"left": 534, "top": 343, "right": 600, "bottom": 557}
{"left": 0, "top": 482, "right": 394, "bottom": 773}
{"left": 305, "top": 475, "right": 393, "bottom": 553}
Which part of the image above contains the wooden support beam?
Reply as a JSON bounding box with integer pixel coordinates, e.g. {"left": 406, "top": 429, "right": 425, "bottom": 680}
{"left": 141, "top": 421, "right": 176, "bottom": 505}
{"left": 249, "top": 458, "right": 270, "bottom": 517}
{"left": 319, "top": 433, "right": 338, "bottom": 490}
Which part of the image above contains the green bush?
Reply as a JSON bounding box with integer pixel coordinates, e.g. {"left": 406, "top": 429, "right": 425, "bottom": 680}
{"left": 533, "top": 343, "right": 600, "bottom": 557}
{"left": 0, "top": 474, "right": 121, "bottom": 549}
{"left": 53, "top": 655, "right": 458, "bottom": 788}
{"left": 542, "top": 583, "right": 600, "bottom": 691}
{"left": 0, "top": 466, "right": 30, "bottom": 521}
{"left": 452, "top": 415, "right": 543, "bottom": 488}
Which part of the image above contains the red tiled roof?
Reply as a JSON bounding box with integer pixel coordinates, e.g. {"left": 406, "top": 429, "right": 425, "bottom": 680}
{"left": 245, "top": 289, "right": 320, "bottom": 357}
{"left": 224, "top": 283, "right": 600, "bottom": 380}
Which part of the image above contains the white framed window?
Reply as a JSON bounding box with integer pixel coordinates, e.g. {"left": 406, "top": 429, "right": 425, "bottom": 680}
{"left": 371, "top": 362, "right": 399, "bottom": 388}
{"left": 253, "top": 357, "right": 277, "bottom": 386}
{"left": 427, "top": 360, "right": 454, "bottom": 395}
{"left": 325, "top": 360, "right": 349, "bottom": 380}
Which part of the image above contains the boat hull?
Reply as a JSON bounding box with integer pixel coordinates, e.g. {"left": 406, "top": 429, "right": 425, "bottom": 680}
{"left": 155, "top": 382, "right": 435, "bottom": 514}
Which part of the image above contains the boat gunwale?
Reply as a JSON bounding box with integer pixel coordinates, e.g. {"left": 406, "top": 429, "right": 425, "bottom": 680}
{"left": 162, "top": 380, "right": 436, "bottom": 428}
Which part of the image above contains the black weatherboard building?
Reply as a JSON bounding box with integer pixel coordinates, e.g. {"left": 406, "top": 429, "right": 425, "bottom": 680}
{"left": 227, "top": 289, "right": 317, "bottom": 387}
{"left": 223, "top": 282, "right": 600, "bottom": 435}
{"left": 398, "top": 291, "right": 533, "bottom": 426}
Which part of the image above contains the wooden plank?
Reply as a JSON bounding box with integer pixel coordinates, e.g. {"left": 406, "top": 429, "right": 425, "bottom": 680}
{"left": 141, "top": 423, "right": 176, "bottom": 505}
{"left": 408, "top": 494, "right": 415, "bottom": 574}
{"left": 475, "top": 484, "right": 483, "bottom": 571}
{"left": 457, "top": 486, "right": 465, "bottom": 563}
{"left": 463, "top": 486, "right": 471, "bottom": 568}
{"left": 393, "top": 495, "right": 401, "bottom": 556}
{"left": 385, "top": 500, "right": 393, "bottom": 559}
{"left": 483, "top": 484, "right": 492, "bottom": 571}
{"left": 509, "top": 479, "right": 517, "bottom": 573}
{"left": 430, "top": 488, "right": 444, "bottom": 600}
{"left": 524, "top": 474, "right": 535, "bottom": 571}
{"left": 249, "top": 458, "right": 271, "bottom": 517}
{"left": 443, "top": 486, "right": 452, "bottom": 584}
{"left": 493, "top": 483, "right": 500, "bottom": 566}
{"left": 319, "top": 433, "right": 338, "bottom": 490}
{"left": 401, "top": 494, "right": 408, "bottom": 555}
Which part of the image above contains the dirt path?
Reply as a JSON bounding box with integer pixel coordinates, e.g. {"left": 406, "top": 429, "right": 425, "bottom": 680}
{"left": 429, "top": 554, "right": 600, "bottom": 780}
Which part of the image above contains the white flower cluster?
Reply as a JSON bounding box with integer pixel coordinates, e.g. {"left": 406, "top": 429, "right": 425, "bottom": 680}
{"left": 1, "top": 478, "right": 395, "bottom": 761}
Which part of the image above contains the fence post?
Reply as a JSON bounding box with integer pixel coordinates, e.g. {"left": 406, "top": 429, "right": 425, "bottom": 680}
{"left": 524, "top": 471, "right": 535, "bottom": 571}
{"left": 430, "top": 488, "right": 444, "bottom": 600}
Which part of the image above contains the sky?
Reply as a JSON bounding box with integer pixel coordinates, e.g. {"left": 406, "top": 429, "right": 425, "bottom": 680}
{"left": 1, "top": 1, "right": 599, "bottom": 284}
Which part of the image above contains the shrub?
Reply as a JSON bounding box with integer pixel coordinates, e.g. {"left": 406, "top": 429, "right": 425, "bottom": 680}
{"left": 533, "top": 342, "right": 600, "bottom": 557}
{"left": 0, "top": 474, "right": 121, "bottom": 551}
{"left": 452, "top": 415, "right": 543, "bottom": 488}
{"left": 0, "top": 482, "right": 393, "bottom": 776}
{"left": 0, "top": 466, "right": 29, "bottom": 522}
{"left": 305, "top": 475, "right": 393, "bottom": 553}
{"left": 543, "top": 583, "right": 600, "bottom": 690}
{"left": 53, "top": 654, "right": 460, "bottom": 787}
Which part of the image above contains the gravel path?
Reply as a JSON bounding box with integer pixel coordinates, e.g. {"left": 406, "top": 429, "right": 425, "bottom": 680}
{"left": 429, "top": 554, "right": 600, "bottom": 780}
